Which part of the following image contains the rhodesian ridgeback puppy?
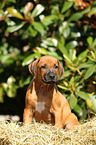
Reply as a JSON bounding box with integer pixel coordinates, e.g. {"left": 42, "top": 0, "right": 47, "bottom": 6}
{"left": 23, "top": 56, "right": 79, "bottom": 129}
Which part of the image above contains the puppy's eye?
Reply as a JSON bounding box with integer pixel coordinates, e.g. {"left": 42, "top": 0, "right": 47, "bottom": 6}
{"left": 40, "top": 65, "right": 46, "bottom": 69}
{"left": 54, "top": 65, "right": 59, "bottom": 69}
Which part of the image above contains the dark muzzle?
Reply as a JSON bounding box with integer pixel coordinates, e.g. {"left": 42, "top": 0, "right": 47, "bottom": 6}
{"left": 43, "top": 70, "right": 57, "bottom": 83}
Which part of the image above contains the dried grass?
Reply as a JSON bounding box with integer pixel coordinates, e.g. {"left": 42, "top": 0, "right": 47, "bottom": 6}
{"left": 0, "top": 118, "right": 96, "bottom": 145}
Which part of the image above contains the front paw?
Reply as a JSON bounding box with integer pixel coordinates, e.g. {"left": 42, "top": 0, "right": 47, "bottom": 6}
{"left": 55, "top": 123, "right": 63, "bottom": 129}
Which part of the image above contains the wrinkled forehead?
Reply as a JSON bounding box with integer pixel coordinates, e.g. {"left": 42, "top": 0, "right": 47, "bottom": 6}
{"left": 38, "top": 56, "right": 58, "bottom": 67}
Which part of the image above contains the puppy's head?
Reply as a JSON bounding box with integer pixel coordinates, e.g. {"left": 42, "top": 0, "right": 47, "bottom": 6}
{"left": 29, "top": 56, "right": 64, "bottom": 84}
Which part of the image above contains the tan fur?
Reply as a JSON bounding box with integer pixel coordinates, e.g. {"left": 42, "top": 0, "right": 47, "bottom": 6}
{"left": 23, "top": 56, "right": 79, "bottom": 129}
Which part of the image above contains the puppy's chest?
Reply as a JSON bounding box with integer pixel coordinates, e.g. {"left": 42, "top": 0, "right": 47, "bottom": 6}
{"left": 35, "top": 101, "right": 46, "bottom": 113}
{"left": 35, "top": 95, "right": 52, "bottom": 113}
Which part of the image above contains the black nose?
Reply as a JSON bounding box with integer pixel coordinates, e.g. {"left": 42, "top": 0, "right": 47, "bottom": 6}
{"left": 43, "top": 70, "right": 57, "bottom": 83}
{"left": 49, "top": 72, "right": 55, "bottom": 79}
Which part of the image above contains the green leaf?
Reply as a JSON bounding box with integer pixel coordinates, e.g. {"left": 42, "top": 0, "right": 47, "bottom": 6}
{"left": 0, "top": 87, "right": 4, "bottom": 103}
{"left": 19, "top": 76, "right": 31, "bottom": 87}
{"left": 92, "top": 38, "right": 96, "bottom": 47}
{"left": 42, "top": 15, "right": 57, "bottom": 26}
{"left": 7, "top": 22, "right": 25, "bottom": 33}
{"left": 76, "top": 91, "right": 90, "bottom": 100}
{"left": 59, "top": 22, "right": 70, "bottom": 39}
{"left": 51, "top": 5, "right": 59, "bottom": 15}
{"left": 69, "top": 77, "right": 74, "bottom": 87}
{"left": 65, "top": 41, "right": 77, "bottom": 50}
{"left": 23, "top": 76, "right": 31, "bottom": 86}
{"left": 84, "top": 65, "right": 96, "bottom": 79}
{"left": 88, "top": 7, "right": 96, "bottom": 17}
{"left": 69, "top": 49, "right": 77, "bottom": 61}
{"left": 32, "top": 21, "right": 45, "bottom": 33}
{"left": 87, "top": 36, "right": 93, "bottom": 46}
{"left": 86, "top": 94, "right": 96, "bottom": 113}
{"left": 47, "top": 51, "right": 62, "bottom": 60}
{"left": 69, "top": 95, "right": 77, "bottom": 109}
{"left": 57, "top": 41, "right": 69, "bottom": 57}
{"left": 1, "top": 55, "right": 14, "bottom": 64}
{"left": 36, "top": 47, "right": 48, "bottom": 55}
{"left": 61, "top": 71, "right": 71, "bottom": 79}
{"left": 77, "top": 63, "right": 93, "bottom": 69}
{"left": 90, "top": 51, "right": 96, "bottom": 59}
{"left": 7, "top": 86, "right": 16, "bottom": 98}
{"left": 31, "top": 4, "right": 44, "bottom": 17}
{"left": 63, "top": 27, "right": 70, "bottom": 39}
{"left": 7, "top": 76, "right": 16, "bottom": 85}
{"left": 80, "top": 7, "right": 90, "bottom": 15}
{"left": 89, "top": 94, "right": 96, "bottom": 112}
{"left": 63, "top": 54, "right": 72, "bottom": 65}
{"left": 42, "top": 38, "right": 58, "bottom": 47}
{"left": 73, "top": 104, "right": 82, "bottom": 115}
{"left": 7, "top": 7, "right": 24, "bottom": 19}
{"left": 61, "top": 1, "right": 74, "bottom": 13}
{"left": 57, "top": 85, "right": 68, "bottom": 90}
{"left": 78, "top": 50, "right": 88, "bottom": 61}
{"left": 69, "top": 12, "right": 83, "bottom": 22}
{"left": 2, "top": 83, "right": 8, "bottom": 91}
{"left": 6, "top": 0, "right": 16, "bottom": 2}
{"left": 0, "top": 68, "right": 4, "bottom": 73}
{"left": 22, "top": 52, "right": 40, "bottom": 66}
{"left": 71, "top": 32, "right": 81, "bottom": 38}
{"left": 60, "top": 36, "right": 65, "bottom": 46}
{"left": 28, "top": 26, "right": 37, "bottom": 37}
{"left": 5, "top": 19, "right": 15, "bottom": 26}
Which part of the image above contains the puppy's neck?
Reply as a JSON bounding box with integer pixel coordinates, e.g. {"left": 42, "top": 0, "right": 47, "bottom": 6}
{"left": 34, "top": 78, "right": 57, "bottom": 96}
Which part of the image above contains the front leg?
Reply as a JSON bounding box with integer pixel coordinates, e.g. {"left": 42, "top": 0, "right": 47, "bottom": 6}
{"left": 54, "top": 109, "right": 63, "bottom": 129}
{"left": 23, "top": 81, "right": 37, "bottom": 125}
{"left": 23, "top": 106, "right": 34, "bottom": 125}
{"left": 50, "top": 107, "right": 63, "bottom": 129}
{"left": 51, "top": 90, "right": 64, "bottom": 129}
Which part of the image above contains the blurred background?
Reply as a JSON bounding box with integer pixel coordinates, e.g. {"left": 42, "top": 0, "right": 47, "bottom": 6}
{"left": 0, "top": 0, "right": 96, "bottom": 122}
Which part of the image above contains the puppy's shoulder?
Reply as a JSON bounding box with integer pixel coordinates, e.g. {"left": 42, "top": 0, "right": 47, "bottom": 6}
{"left": 27, "top": 79, "right": 33, "bottom": 90}
{"left": 26, "top": 79, "right": 35, "bottom": 96}
{"left": 55, "top": 91, "right": 69, "bottom": 104}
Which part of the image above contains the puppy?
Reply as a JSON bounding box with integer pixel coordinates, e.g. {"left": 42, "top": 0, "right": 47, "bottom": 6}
{"left": 23, "top": 56, "right": 79, "bottom": 129}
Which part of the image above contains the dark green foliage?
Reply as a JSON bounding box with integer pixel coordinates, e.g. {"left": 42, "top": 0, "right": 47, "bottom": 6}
{"left": 0, "top": 0, "right": 96, "bottom": 120}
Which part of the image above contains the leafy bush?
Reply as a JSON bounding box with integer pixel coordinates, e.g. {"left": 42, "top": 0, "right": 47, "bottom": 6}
{"left": 0, "top": 0, "right": 96, "bottom": 120}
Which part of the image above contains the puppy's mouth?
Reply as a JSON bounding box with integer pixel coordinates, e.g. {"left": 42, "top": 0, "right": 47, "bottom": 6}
{"left": 42, "top": 71, "right": 57, "bottom": 84}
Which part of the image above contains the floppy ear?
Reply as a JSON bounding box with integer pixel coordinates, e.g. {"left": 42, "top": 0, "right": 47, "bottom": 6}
{"left": 59, "top": 62, "right": 64, "bottom": 78}
{"left": 29, "top": 58, "right": 40, "bottom": 77}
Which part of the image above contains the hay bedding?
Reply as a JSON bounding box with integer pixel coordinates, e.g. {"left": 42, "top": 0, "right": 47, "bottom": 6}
{"left": 0, "top": 118, "right": 96, "bottom": 145}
